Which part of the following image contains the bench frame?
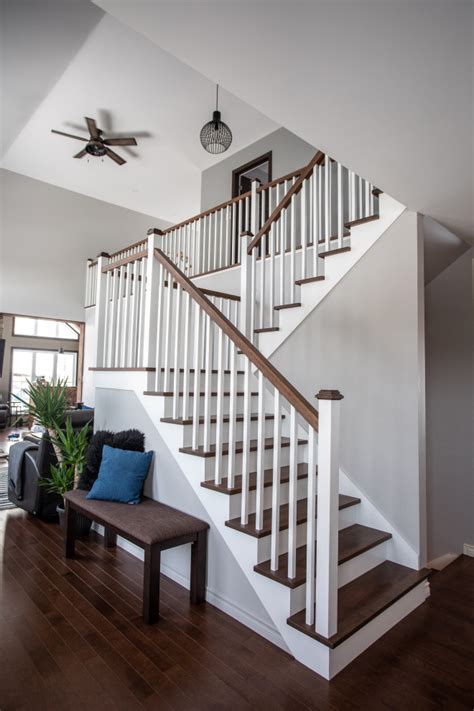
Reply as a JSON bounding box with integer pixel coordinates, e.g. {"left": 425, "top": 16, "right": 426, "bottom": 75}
{"left": 64, "top": 498, "right": 208, "bottom": 623}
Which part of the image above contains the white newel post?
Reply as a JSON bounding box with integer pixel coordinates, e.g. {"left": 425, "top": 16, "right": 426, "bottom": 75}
{"left": 93, "top": 253, "right": 109, "bottom": 368}
{"left": 315, "top": 389, "right": 343, "bottom": 638}
{"left": 142, "top": 229, "right": 163, "bottom": 367}
{"left": 239, "top": 180, "right": 258, "bottom": 340}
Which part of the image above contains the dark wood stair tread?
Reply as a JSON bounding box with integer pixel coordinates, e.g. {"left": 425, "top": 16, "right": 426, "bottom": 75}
{"left": 274, "top": 303, "right": 301, "bottom": 311}
{"left": 295, "top": 275, "right": 325, "bottom": 286}
{"left": 344, "top": 214, "right": 379, "bottom": 229}
{"left": 160, "top": 368, "right": 244, "bottom": 375}
{"left": 201, "top": 462, "right": 310, "bottom": 495}
{"left": 319, "top": 246, "right": 351, "bottom": 259}
{"left": 254, "top": 327, "right": 280, "bottom": 333}
{"left": 254, "top": 524, "right": 392, "bottom": 588}
{"left": 287, "top": 561, "right": 431, "bottom": 648}
{"left": 225, "top": 494, "right": 360, "bottom": 538}
{"left": 180, "top": 436, "right": 307, "bottom": 459}
{"left": 144, "top": 391, "right": 258, "bottom": 397}
{"left": 162, "top": 413, "right": 282, "bottom": 426}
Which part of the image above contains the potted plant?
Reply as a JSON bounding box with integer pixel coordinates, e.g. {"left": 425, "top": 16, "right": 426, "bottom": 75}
{"left": 16, "top": 379, "right": 93, "bottom": 536}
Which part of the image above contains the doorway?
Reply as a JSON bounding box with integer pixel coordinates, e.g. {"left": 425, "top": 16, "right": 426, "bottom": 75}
{"left": 232, "top": 151, "right": 272, "bottom": 198}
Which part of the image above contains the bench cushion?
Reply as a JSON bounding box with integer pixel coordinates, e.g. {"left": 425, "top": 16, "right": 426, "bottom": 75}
{"left": 65, "top": 489, "right": 209, "bottom": 546}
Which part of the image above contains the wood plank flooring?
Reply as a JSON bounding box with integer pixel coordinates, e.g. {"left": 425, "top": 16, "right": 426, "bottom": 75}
{"left": 1, "top": 507, "right": 473, "bottom": 710}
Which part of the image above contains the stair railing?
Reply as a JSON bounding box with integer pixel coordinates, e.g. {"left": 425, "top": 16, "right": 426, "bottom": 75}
{"left": 240, "top": 150, "right": 379, "bottom": 338}
{"left": 148, "top": 246, "right": 341, "bottom": 639}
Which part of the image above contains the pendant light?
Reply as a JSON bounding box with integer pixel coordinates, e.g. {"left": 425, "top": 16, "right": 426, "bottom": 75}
{"left": 200, "top": 85, "right": 232, "bottom": 154}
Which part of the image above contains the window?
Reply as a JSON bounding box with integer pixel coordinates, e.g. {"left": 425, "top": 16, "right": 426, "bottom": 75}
{"left": 10, "top": 348, "right": 77, "bottom": 401}
{"left": 14, "top": 316, "right": 79, "bottom": 340}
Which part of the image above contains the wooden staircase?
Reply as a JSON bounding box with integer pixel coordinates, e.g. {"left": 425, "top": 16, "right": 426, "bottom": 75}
{"left": 85, "top": 149, "right": 430, "bottom": 679}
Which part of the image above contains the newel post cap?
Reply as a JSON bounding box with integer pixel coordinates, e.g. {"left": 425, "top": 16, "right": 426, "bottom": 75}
{"left": 147, "top": 227, "right": 165, "bottom": 236}
{"left": 316, "top": 389, "right": 344, "bottom": 401}
{"left": 96, "top": 251, "right": 110, "bottom": 259}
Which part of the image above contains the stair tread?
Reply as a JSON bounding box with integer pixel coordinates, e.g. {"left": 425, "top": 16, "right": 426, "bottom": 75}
{"left": 162, "top": 413, "right": 282, "bottom": 426}
{"left": 160, "top": 368, "right": 245, "bottom": 375}
{"left": 319, "top": 246, "right": 351, "bottom": 259}
{"left": 344, "top": 214, "right": 380, "bottom": 229}
{"left": 225, "top": 494, "right": 360, "bottom": 538}
{"left": 144, "top": 391, "right": 258, "bottom": 397}
{"left": 201, "top": 462, "right": 310, "bottom": 495}
{"left": 254, "top": 327, "right": 280, "bottom": 333}
{"left": 180, "top": 436, "right": 308, "bottom": 459}
{"left": 254, "top": 524, "right": 392, "bottom": 588}
{"left": 274, "top": 303, "right": 302, "bottom": 311}
{"left": 295, "top": 275, "right": 325, "bottom": 286}
{"left": 287, "top": 561, "right": 431, "bottom": 648}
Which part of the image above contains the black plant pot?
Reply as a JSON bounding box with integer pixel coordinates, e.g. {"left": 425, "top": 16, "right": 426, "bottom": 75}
{"left": 57, "top": 505, "right": 92, "bottom": 539}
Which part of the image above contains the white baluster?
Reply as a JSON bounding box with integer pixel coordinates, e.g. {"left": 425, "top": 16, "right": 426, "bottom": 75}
{"left": 240, "top": 357, "right": 251, "bottom": 524}
{"left": 162, "top": 273, "right": 173, "bottom": 392}
{"left": 305, "top": 425, "right": 317, "bottom": 625}
{"left": 227, "top": 341, "right": 237, "bottom": 489}
{"left": 92, "top": 256, "right": 108, "bottom": 367}
{"left": 315, "top": 389, "right": 343, "bottom": 638}
{"left": 172, "top": 284, "right": 182, "bottom": 419}
{"left": 324, "top": 155, "right": 331, "bottom": 251}
{"left": 255, "top": 371, "right": 265, "bottom": 530}
{"left": 337, "top": 162, "right": 344, "bottom": 249}
{"left": 290, "top": 191, "right": 296, "bottom": 303}
{"left": 270, "top": 389, "right": 281, "bottom": 570}
{"left": 181, "top": 290, "right": 192, "bottom": 421}
{"left": 287, "top": 406, "right": 298, "bottom": 579}
{"left": 214, "top": 327, "right": 225, "bottom": 485}
{"left": 142, "top": 233, "right": 160, "bottom": 367}
{"left": 301, "top": 177, "right": 307, "bottom": 281}
{"left": 114, "top": 267, "right": 123, "bottom": 368}
{"left": 153, "top": 263, "right": 164, "bottom": 390}
{"left": 191, "top": 304, "right": 202, "bottom": 450}
{"left": 203, "top": 314, "right": 213, "bottom": 452}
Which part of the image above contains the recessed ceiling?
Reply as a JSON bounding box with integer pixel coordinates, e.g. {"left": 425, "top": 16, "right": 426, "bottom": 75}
{"left": 92, "top": 0, "right": 474, "bottom": 244}
{"left": 1, "top": 7, "right": 279, "bottom": 223}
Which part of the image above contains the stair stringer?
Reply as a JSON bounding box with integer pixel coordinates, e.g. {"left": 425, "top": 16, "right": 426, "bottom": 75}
{"left": 257, "top": 193, "right": 406, "bottom": 359}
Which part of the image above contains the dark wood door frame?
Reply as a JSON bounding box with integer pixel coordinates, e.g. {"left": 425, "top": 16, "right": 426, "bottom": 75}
{"left": 231, "top": 151, "right": 273, "bottom": 198}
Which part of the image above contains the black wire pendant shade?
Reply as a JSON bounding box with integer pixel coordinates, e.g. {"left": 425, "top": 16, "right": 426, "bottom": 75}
{"left": 200, "top": 85, "right": 232, "bottom": 154}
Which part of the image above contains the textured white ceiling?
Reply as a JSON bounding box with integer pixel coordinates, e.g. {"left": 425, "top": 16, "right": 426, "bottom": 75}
{"left": 1, "top": 7, "right": 279, "bottom": 223}
{"left": 93, "top": 0, "right": 474, "bottom": 244}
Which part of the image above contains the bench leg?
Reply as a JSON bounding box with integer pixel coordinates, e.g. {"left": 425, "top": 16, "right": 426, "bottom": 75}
{"left": 190, "top": 529, "right": 207, "bottom": 604}
{"left": 104, "top": 527, "right": 117, "bottom": 549}
{"left": 143, "top": 545, "right": 161, "bottom": 624}
{"left": 64, "top": 502, "right": 76, "bottom": 558}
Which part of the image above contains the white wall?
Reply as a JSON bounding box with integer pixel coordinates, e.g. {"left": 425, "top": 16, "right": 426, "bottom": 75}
{"left": 93, "top": 386, "right": 278, "bottom": 639}
{"left": 425, "top": 249, "right": 474, "bottom": 560}
{"left": 0, "top": 170, "right": 170, "bottom": 322}
{"left": 200, "top": 128, "right": 315, "bottom": 211}
{"left": 271, "top": 211, "right": 426, "bottom": 558}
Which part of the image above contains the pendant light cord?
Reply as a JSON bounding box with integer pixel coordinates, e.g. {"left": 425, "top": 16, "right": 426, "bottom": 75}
{"left": 216, "top": 84, "right": 219, "bottom": 111}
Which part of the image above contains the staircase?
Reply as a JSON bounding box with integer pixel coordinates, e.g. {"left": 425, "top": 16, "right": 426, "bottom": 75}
{"left": 85, "top": 150, "right": 430, "bottom": 679}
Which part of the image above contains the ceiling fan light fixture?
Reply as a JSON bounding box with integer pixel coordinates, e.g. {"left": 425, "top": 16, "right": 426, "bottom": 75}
{"left": 200, "top": 85, "right": 232, "bottom": 154}
{"left": 85, "top": 140, "right": 107, "bottom": 157}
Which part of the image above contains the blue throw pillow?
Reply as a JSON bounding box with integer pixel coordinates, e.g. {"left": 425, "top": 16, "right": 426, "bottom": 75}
{"left": 86, "top": 445, "right": 153, "bottom": 504}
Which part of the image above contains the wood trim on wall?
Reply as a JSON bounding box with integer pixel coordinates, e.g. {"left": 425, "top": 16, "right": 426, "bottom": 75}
{"left": 231, "top": 151, "right": 273, "bottom": 199}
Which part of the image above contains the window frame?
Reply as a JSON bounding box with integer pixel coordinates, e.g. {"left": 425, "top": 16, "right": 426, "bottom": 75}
{"left": 9, "top": 346, "right": 78, "bottom": 401}
{"left": 13, "top": 316, "right": 80, "bottom": 341}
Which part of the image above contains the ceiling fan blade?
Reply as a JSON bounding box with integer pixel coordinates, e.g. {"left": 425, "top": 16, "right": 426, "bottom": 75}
{"left": 51, "top": 129, "right": 87, "bottom": 141}
{"left": 103, "top": 137, "right": 137, "bottom": 146}
{"left": 73, "top": 149, "right": 87, "bottom": 159}
{"left": 105, "top": 147, "right": 126, "bottom": 166}
{"left": 85, "top": 117, "right": 100, "bottom": 139}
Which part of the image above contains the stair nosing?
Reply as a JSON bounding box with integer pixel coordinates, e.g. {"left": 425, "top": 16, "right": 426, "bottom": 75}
{"left": 201, "top": 463, "right": 311, "bottom": 495}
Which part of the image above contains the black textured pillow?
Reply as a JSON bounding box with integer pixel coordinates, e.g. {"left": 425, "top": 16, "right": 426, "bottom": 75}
{"left": 78, "top": 429, "right": 145, "bottom": 490}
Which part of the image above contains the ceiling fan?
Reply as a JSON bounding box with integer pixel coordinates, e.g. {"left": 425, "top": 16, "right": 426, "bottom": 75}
{"left": 51, "top": 116, "right": 137, "bottom": 165}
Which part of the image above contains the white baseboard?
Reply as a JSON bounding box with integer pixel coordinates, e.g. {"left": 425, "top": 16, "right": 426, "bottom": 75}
{"left": 92, "top": 523, "right": 286, "bottom": 652}
{"left": 463, "top": 543, "right": 474, "bottom": 557}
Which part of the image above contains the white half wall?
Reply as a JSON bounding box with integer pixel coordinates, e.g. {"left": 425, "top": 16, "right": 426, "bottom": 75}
{"left": 0, "top": 169, "right": 170, "bottom": 322}
{"left": 271, "top": 211, "right": 426, "bottom": 559}
{"left": 425, "top": 248, "right": 474, "bottom": 560}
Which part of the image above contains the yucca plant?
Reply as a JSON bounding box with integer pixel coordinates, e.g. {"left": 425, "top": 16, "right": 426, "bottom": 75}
{"left": 50, "top": 418, "right": 90, "bottom": 488}
{"left": 14, "top": 378, "right": 68, "bottom": 430}
{"left": 39, "top": 462, "right": 75, "bottom": 499}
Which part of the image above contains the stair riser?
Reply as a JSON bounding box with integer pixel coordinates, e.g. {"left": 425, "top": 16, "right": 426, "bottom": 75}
{"left": 163, "top": 393, "right": 260, "bottom": 418}
{"left": 180, "top": 416, "right": 277, "bottom": 447}
{"left": 157, "top": 371, "right": 247, "bottom": 391}
{"left": 227, "top": 476, "right": 308, "bottom": 518}
{"left": 201, "top": 442, "right": 308, "bottom": 476}
{"left": 256, "top": 511, "right": 359, "bottom": 561}
{"left": 288, "top": 542, "right": 390, "bottom": 615}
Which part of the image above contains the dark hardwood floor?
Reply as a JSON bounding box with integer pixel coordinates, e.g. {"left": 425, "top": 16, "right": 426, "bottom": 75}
{"left": 0, "top": 506, "right": 473, "bottom": 710}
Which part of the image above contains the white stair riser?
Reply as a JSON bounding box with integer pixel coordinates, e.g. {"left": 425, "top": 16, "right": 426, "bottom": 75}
{"left": 200, "top": 442, "right": 308, "bottom": 477}
{"left": 162, "top": 393, "right": 260, "bottom": 417}
{"left": 180, "top": 415, "right": 279, "bottom": 447}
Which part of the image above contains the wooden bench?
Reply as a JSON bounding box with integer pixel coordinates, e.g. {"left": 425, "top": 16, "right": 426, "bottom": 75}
{"left": 64, "top": 489, "right": 209, "bottom": 623}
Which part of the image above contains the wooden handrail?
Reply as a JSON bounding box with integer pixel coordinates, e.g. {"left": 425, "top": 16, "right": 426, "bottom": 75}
{"left": 102, "top": 249, "right": 148, "bottom": 272}
{"left": 108, "top": 238, "right": 147, "bottom": 260}
{"left": 160, "top": 166, "right": 305, "bottom": 235}
{"left": 154, "top": 248, "right": 318, "bottom": 431}
{"left": 247, "top": 150, "right": 326, "bottom": 254}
